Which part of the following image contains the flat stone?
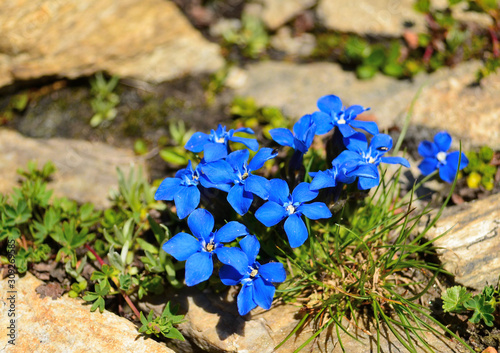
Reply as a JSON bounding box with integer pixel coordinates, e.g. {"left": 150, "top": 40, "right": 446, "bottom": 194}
{"left": 245, "top": 0, "right": 315, "bottom": 30}
{"left": 426, "top": 193, "right": 500, "bottom": 290}
{"left": 141, "top": 286, "right": 465, "bottom": 353}
{"left": 0, "top": 0, "right": 224, "bottom": 88}
{"left": 233, "top": 60, "right": 500, "bottom": 149}
{"left": 316, "top": 0, "right": 427, "bottom": 36}
{"left": 0, "top": 128, "right": 147, "bottom": 209}
{"left": 0, "top": 273, "right": 174, "bottom": 353}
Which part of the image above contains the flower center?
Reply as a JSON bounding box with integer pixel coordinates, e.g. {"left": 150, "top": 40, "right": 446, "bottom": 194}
{"left": 437, "top": 151, "right": 447, "bottom": 162}
{"left": 368, "top": 156, "right": 376, "bottom": 164}
{"left": 215, "top": 137, "right": 225, "bottom": 143}
{"left": 337, "top": 118, "right": 346, "bottom": 124}
{"left": 206, "top": 243, "right": 215, "bottom": 252}
{"left": 250, "top": 268, "right": 258, "bottom": 278}
{"left": 241, "top": 172, "right": 249, "bottom": 180}
{"left": 286, "top": 204, "right": 295, "bottom": 215}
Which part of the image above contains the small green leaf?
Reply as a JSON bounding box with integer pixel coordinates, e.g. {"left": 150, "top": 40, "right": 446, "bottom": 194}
{"left": 442, "top": 286, "right": 471, "bottom": 313}
{"left": 464, "top": 296, "right": 495, "bottom": 327}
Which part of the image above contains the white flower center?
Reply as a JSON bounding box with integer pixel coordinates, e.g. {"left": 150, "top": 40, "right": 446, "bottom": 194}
{"left": 338, "top": 118, "right": 346, "bottom": 124}
{"left": 216, "top": 137, "right": 225, "bottom": 143}
{"left": 368, "top": 156, "right": 376, "bottom": 164}
{"left": 286, "top": 204, "right": 295, "bottom": 214}
{"left": 250, "top": 268, "right": 258, "bottom": 278}
{"left": 206, "top": 243, "right": 215, "bottom": 252}
{"left": 437, "top": 151, "right": 447, "bottom": 162}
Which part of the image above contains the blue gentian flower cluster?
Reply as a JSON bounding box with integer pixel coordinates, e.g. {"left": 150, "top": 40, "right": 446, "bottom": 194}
{"left": 155, "top": 94, "right": 417, "bottom": 316}
{"left": 418, "top": 131, "right": 469, "bottom": 183}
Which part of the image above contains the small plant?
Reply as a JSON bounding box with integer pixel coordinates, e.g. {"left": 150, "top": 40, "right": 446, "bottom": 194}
{"left": 221, "top": 14, "right": 269, "bottom": 58}
{"left": 442, "top": 282, "right": 499, "bottom": 327}
{"left": 463, "top": 146, "right": 498, "bottom": 190}
{"left": 158, "top": 120, "right": 195, "bottom": 167}
{"left": 89, "top": 72, "right": 120, "bottom": 127}
{"left": 139, "top": 302, "right": 185, "bottom": 340}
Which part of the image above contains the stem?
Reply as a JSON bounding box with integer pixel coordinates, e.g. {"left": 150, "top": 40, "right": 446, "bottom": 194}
{"left": 84, "top": 244, "right": 141, "bottom": 320}
{"left": 489, "top": 26, "right": 499, "bottom": 57}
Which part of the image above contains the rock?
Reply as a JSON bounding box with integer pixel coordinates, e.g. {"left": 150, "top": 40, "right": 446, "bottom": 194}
{"left": 0, "top": 128, "right": 147, "bottom": 209}
{"left": 0, "top": 273, "right": 174, "bottom": 353}
{"left": 245, "top": 0, "right": 316, "bottom": 30}
{"left": 316, "top": 0, "right": 427, "bottom": 36}
{"left": 232, "top": 60, "right": 500, "bottom": 149}
{"left": 425, "top": 193, "right": 500, "bottom": 290}
{"left": 270, "top": 27, "right": 316, "bottom": 57}
{"left": 0, "top": 0, "right": 224, "bottom": 88}
{"left": 141, "top": 286, "right": 465, "bottom": 353}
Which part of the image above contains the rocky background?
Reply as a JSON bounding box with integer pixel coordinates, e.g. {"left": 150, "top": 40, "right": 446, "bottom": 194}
{"left": 1, "top": 0, "right": 499, "bottom": 352}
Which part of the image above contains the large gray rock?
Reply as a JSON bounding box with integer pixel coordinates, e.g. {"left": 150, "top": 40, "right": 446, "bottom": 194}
{"left": 426, "top": 193, "right": 500, "bottom": 290}
{"left": 0, "top": 128, "right": 147, "bottom": 209}
{"left": 0, "top": 273, "right": 174, "bottom": 353}
{"left": 141, "top": 286, "right": 465, "bottom": 353}
{"left": 233, "top": 60, "right": 500, "bottom": 149}
{"left": 0, "top": 0, "right": 224, "bottom": 88}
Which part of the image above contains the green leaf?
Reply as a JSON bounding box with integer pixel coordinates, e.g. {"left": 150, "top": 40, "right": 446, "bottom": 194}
{"left": 165, "top": 327, "right": 185, "bottom": 341}
{"left": 464, "top": 295, "right": 495, "bottom": 327}
{"left": 159, "top": 148, "right": 189, "bottom": 166}
{"left": 442, "top": 286, "right": 471, "bottom": 313}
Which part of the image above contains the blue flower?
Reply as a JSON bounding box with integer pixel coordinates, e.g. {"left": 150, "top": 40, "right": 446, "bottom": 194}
{"left": 269, "top": 114, "right": 317, "bottom": 170}
{"left": 255, "top": 180, "right": 332, "bottom": 248}
{"left": 162, "top": 209, "right": 250, "bottom": 286}
{"left": 309, "top": 155, "right": 377, "bottom": 191}
{"left": 336, "top": 133, "right": 410, "bottom": 190}
{"left": 155, "top": 161, "right": 202, "bottom": 219}
{"left": 202, "top": 148, "right": 277, "bottom": 215}
{"left": 185, "top": 125, "right": 259, "bottom": 162}
{"left": 218, "top": 235, "right": 286, "bottom": 315}
{"left": 311, "top": 95, "right": 377, "bottom": 137}
{"left": 418, "top": 131, "right": 469, "bottom": 183}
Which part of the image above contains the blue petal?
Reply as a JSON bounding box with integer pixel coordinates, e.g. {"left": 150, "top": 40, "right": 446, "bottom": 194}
{"left": 162, "top": 232, "right": 201, "bottom": 261}
{"left": 380, "top": 156, "right": 410, "bottom": 168}
{"left": 345, "top": 105, "right": 368, "bottom": 119}
{"left": 269, "top": 128, "right": 294, "bottom": 147}
{"left": 185, "top": 252, "right": 213, "bottom": 286}
{"left": 215, "top": 247, "right": 248, "bottom": 275}
{"left": 174, "top": 185, "right": 200, "bottom": 219}
{"left": 284, "top": 214, "right": 308, "bottom": 248}
{"left": 337, "top": 123, "right": 357, "bottom": 137}
{"left": 155, "top": 178, "right": 182, "bottom": 201}
{"left": 268, "top": 179, "right": 290, "bottom": 204}
{"left": 345, "top": 163, "right": 378, "bottom": 180}
{"left": 185, "top": 132, "right": 210, "bottom": 152}
{"left": 335, "top": 150, "right": 364, "bottom": 165}
{"left": 259, "top": 262, "right": 286, "bottom": 283}
{"left": 238, "top": 283, "right": 257, "bottom": 315}
{"left": 200, "top": 160, "right": 235, "bottom": 184}
{"left": 229, "top": 136, "right": 259, "bottom": 151}
{"left": 343, "top": 132, "right": 368, "bottom": 152}
{"left": 187, "top": 208, "right": 214, "bottom": 241}
{"left": 291, "top": 182, "right": 318, "bottom": 203}
{"left": 239, "top": 235, "right": 260, "bottom": 265}
{"left": 349, "top": 119, "right": 379, "bottom": 135}
{"left": 297, "top": 202, "right": 332, "bottom": 220}
{"left": 434, "top": 131, "right": 452, "bottom": 152}
{"left": 226, "top": 149, "right": 250, "bottom": 172}
{"left": 310, "top": 170, "right": 337, "bottom": 191}
{"left": 293, "top": 114, "right": 314, "bottom": 140}
{"left": 317, "top": 95, "right": 342, "bottom": 113}
{"left": 418, "top": 141, "right": 438, "bottom": 158}
{"left": 252, "top": 276, "right": 275, "bottom": 310}
{"left": 248, "top": 147, "right": 278, "bottom": 171}
{"left": 358, "top": 174, "right": 380, "bottom": 190}
{"left": 439, "top": 164, "right": 456, "bottom": 183}
{"left": 255, "top": 201, "right": 287, "bottom": 227}
{"left": 447, "top": 151, "right": 468, "bottom": 170}
{"left": 219, "top": 265, "right": 244, "bottom": 286}
{"left": 418, "top": 158, "right": 439, "bottom": 176}
{"left": 311, "top": 111, "right": 334, "bottom": 135}
{"left": 227, "top": 184, "right": 253, "bottom": 215}
{"left": 203, "top": 142, "right": 228, "bottom": 162}
{"left": 244, "top": 175, "right": 270, "bottom": 200}
{"left": 234, "top": 127, "right": 255, "bottom": 135}
{"left": 370, "top": 134, "right": 393, "bottom": 151}
{"left": 199, "top": 173, "right": 232, "bottom": 192}
{"left": 215, "top": 222, "right": 249, "bottom": 243}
